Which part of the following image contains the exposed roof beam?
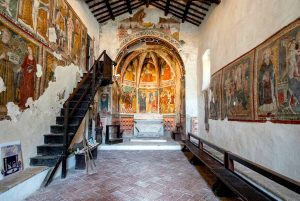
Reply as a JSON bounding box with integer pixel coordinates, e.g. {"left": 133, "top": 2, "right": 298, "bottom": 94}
{"left": 105, "top": 0, "right": 115, "bottom": 20}
{"left": 182, "top": 0, "right": 192, "bottom": 23}
{"left": 126, "top": 0, "right": 132, "bottom": 14}
{"left": 165, "top": 0, "right": 170, "bottom": 16}
{"left": 146, "top": 0, "right": 149, "bottom": 8}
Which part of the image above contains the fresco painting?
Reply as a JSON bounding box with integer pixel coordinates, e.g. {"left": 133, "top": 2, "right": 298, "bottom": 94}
{"left": 100, "top": 93, "right": 109, "bottom": 115}
{"left": 138, "top": 89, "right": 158, "bottom": 113}
{"left": 222, "top": 51, "right": 254, "bottom": 120}
{"left": 124, "top": 63, "right": 136, "bottom": 82}
{"left": 0, "top": 0, "right": 88, "bottom": 120}
{"left": 160, "top": 86, "right": 175, "bottom": 113}
{"left": 117, "top": 9, "right": 180, "bottom": 42}
{"left": 140, "top": 62, "right": 156, "bottom": 83}
{"left": 0, "top": 0, "right": 19, "bottom": 20}
{"left": 0, "top": 20, "right": 41, "bottom": 116}
{"left": 120, "top": 86, "right": 136, "bottom": 113}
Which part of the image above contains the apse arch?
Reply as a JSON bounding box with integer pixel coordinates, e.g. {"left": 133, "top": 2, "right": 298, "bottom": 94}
{"left": 112, "top": 35, "right": 186, "bottom": 134}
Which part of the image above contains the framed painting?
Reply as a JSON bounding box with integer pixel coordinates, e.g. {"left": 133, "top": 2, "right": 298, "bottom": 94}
{"left": 138, "top": 88, "right": 158, "bottom": 113}
{"left": 100, "top": 93, "right": 109, "bottom": 116}
{"left": 222, "top": 50, "right": 254, "bottom": 121}
{"left": 209, "top": 70, "right": 222, "bottom": 120}
{"left": 0, "top": 141, "right": 23, "bottom": 180}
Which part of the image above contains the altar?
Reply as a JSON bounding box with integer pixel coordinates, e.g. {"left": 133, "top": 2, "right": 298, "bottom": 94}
{"left": 134, "top": 114, "right": 164, "bottom": 137}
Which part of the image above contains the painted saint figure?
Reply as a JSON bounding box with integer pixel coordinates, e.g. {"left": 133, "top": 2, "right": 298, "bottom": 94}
{"left": 67, "top": 11, "right": 74, "bottom": 56}
{"left": 258, "top": 48, "right": 276, "bottom": 114}
{"left": 139, "top": 92, "right": 146, "bottom": 112}
{"left": 18, "top": 45, "right": 36, "bottom": 109}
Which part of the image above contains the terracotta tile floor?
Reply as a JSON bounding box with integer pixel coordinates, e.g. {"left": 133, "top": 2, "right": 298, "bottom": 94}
{"left": 25, "top": 151, "right": 240, "bottom": 201}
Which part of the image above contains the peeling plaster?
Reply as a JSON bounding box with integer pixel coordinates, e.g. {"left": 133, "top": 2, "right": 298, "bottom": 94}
{"left": 53, "top": 52, "right": 63, "bottom": 60}
{"left": 0, "top": 64, "right": 82, "bottom": 168}
{"left": 0, "top": 77, "right": 6, "bottom": 93}
{"left": 36, "top": 64, "right": 43, "bottom": 78}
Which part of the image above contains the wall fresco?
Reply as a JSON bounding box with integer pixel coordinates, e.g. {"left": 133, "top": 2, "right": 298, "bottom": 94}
{"left": 160, "top": 86, "right": 175, "bottom": 114}
{"left": 209, "top": 71, "right": 222, "bottom": 120}
{"left": 138, "top": 89, "right": 158, "bottom": 113}
{"left": 120, "top": 85, "right": 136, "bottom": 113}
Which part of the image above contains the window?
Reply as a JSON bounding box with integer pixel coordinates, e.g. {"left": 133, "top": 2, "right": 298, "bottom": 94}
{"left": 202, "top": 49, "right": 211, "bottom": 90}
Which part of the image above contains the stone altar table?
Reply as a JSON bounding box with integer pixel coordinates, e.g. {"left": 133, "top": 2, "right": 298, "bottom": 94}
{"left": 134, "top": 114, "right": 164, "bottom": 137}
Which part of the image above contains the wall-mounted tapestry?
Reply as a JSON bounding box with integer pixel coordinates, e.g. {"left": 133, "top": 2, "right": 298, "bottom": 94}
{"left": 138, "top": 88, "right": 158, "bottom": 113}
{"left": 209, "top": 18, "right": 300, "bottom": 124}
{"left": 120, "top": 86, "right": 136, "bottom": 113}
{"left": 254, "top": 37, "right": 279, "bottom": 119}
{"left": 222, "top": 50, "right": 254, "bottom": 120}
{"left": 160, "top": 86, "right": 175, "bottom": 114}
{"left": 209, "top": 71, "right": 222, "bottom": 120}
{"left": 273, "top": 19, "right": 300, "bottom": 121}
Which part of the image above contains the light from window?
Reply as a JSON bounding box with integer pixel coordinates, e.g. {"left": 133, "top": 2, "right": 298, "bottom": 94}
{"left": 202, "top": 49, "right": 211, "bottom": 90}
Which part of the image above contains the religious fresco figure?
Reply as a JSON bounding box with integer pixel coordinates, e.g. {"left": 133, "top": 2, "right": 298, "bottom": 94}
{"left": 0, "top": 26, "right": 16, "bottom": 109}
{"left": 18, "top": 45, "right": 36, "bottom": 109}
{"left": 141, "top": 63, "right": 156, "bottom": 82}
{"left": 0, "top": 0, "right": 19, "bottom": 19}
{"left": 258, "top": 48, "right": 276, "bottom": 115}
{"left": 162, "top": 64, "right": 171, "bottom": 80}
{"left": 139, "top": 92, "right": 146, "bottom": 112}
{"left": 124, "top": 65, "right": 135, "bottom": 81}
{"left": 18, "top": 0, "right": 34, "bottom": 28}
{"left": 35, "top": 0, "right": 49, "bottom": 39}
{"left": 67, "top": 11, "right": 74, "bottom": 56}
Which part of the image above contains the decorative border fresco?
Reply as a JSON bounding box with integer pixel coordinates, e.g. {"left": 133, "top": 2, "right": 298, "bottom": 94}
{"left": 209, "top": 18, "right": 300, "bottom": 124}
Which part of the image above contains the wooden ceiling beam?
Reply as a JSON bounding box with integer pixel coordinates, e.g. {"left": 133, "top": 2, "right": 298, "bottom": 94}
{"left": 182, "top": 0, "right": 192, "bottom": 23}
{"left": 191, "top": 2, "right": 209, "bottom": 11}
{"left": 165, "top": 0, "right": 171, "bottom": 16}
{"left": 126, "top": 0, "right": 132, "bottom": 14}
{"left": 92, "top": 4, "right": 107, "bottom": 15}
{"left": 105, "top": 0, "right": 115, "bottom": 20}
{"left": 89, "top": 1, "right": 105, "bottom": 9}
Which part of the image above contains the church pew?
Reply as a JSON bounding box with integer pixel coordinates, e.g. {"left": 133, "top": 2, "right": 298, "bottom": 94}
{"left": 184, "top": 133, "right": 300, "bottom": 200}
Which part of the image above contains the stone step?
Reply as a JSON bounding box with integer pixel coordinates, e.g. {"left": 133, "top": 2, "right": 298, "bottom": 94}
{"left": 44, "top": 133, "right": 75, "bottom": 144}
{"left": 50, "top": 124, "right": 78, "bottom": 134}
{"left": 56, "top": 116, "right": 84, "bottom": 125}
{"left": 30, "top": 155, "right": 61, "bottom": 167}
{"left": 37, "top": 144, "right": 64, "bottom": 156}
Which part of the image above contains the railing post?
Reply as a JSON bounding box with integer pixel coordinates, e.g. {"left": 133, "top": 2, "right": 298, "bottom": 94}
{"left": 224, "top": 152, "right": 234, "bottom": 171}
{"left": 61, "top": 101, "right": 69, "bottom": 179}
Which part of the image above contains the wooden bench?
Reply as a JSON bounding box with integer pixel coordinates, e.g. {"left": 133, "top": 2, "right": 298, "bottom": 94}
{"left": 184, "top": 133, "right": 300, "bottom": 201}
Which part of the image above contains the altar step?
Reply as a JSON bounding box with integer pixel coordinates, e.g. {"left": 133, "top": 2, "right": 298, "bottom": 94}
{"left": 99, "top": 137, "right": 182, "bottom": 150}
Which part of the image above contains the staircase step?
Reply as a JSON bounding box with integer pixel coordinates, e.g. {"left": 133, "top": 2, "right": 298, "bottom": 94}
{"left": 56, "top": 116, "right": 83, "bottom": 125}
{"left": 60, "top": 107, "right": 88, "bottom": 116}
{"left": 50, "top": 124, "right": 78, "bottom": 134}
{"left": 30, "top": 155, "right": 60, "bottom": 167}
{"left": 72, "top": 94, "right": 91, "bottom": 102}
{"left": 69, "top": 101, "right": 90, "bottom": 108}
{"left": 37, "top": 144, "right": 64, "bottom": 156}
{"left": 44, "top": 133, "right": 75, "bottom": 144}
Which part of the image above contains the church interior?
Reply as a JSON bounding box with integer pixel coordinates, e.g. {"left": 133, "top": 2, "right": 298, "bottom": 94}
{"left": 0, "top": 0, "right": 299, "bottom": 200}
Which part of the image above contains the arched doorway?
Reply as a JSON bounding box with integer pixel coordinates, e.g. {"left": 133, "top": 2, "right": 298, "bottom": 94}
{"left": 112, "top": 36, "right": 185, "bottom": 136}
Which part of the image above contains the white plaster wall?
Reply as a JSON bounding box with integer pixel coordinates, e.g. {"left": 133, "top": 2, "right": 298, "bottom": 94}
{"left": 197, "top": 0, "right": 300, "bottom": 180}
{"left": 0, "top": 65, "right": 82, "bottom": 169}
{"left": 98, "top": 6, "right": 200, "bottom": 129}
{"left": 67, "top": 0, "right": 101, "bottom": 57}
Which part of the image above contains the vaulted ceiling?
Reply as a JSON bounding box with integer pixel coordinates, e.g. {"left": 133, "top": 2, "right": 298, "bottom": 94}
{"left": 85, "top": 0, "right": 221, "bottom": 26}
